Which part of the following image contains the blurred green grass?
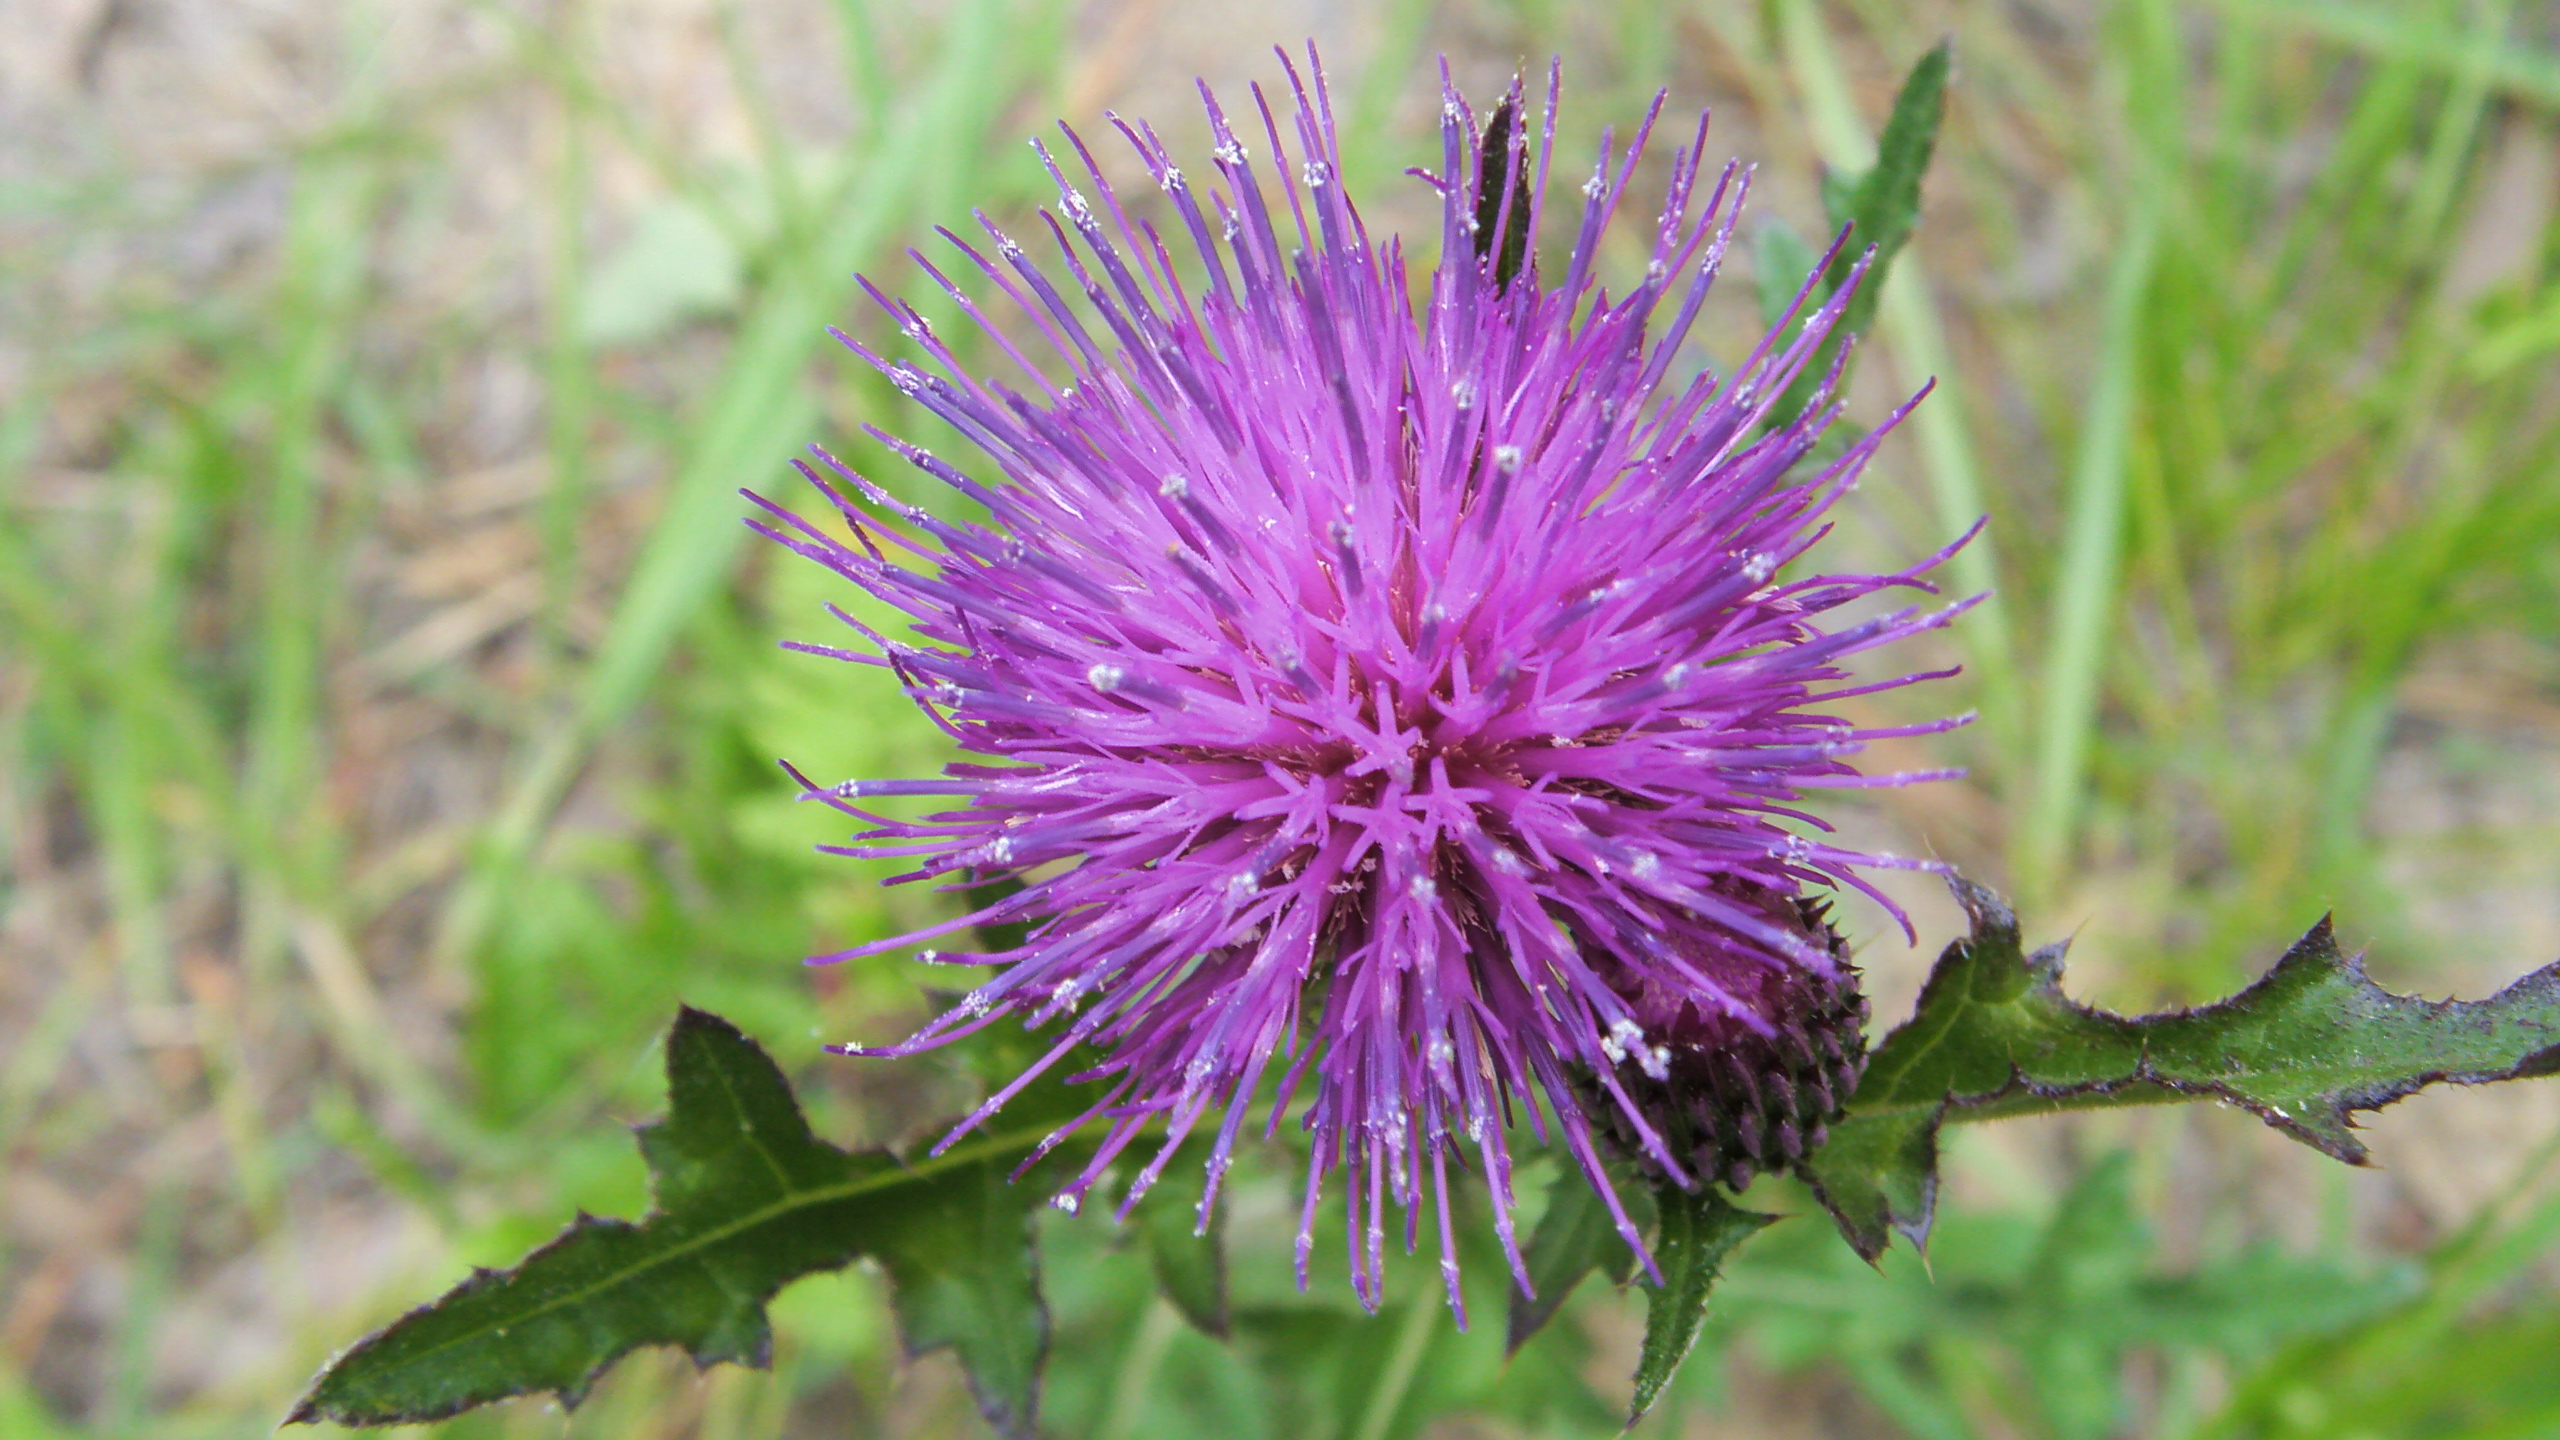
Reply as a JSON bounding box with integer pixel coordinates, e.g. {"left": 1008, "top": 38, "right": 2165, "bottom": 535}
{"left": 3, "top": 1, "right": 2558, "bottom": 1437}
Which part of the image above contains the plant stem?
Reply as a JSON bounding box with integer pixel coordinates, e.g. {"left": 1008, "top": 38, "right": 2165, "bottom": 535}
{"left": 1096, "top": 1298, "right": 1183, "bottom": 1440}
{"left": 1351, "top": 1282, "right": 1441, "bottom": 1440}
{"left": 2019, "top": 204, "right": 2158, "bottom": 898}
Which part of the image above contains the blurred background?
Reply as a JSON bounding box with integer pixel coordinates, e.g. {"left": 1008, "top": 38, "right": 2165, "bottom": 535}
{"left": 6, "top": 0, "right": 2560, "bottom": 1435}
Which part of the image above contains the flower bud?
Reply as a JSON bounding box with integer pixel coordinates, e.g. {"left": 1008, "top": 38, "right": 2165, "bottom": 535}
{"left": 1583, "top": 879, "right": 1870, "bottom": 1192}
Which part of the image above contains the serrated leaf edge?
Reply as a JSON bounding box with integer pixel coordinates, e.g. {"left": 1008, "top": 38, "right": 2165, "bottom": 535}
{"left": 1808, "top": 879, "right": 2560, "bottom": 1261}
{"left": 289, "top": 1009, "right": 1079, "bottom": 1428}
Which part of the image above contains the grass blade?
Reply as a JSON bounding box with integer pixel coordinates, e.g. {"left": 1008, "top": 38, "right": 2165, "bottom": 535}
{"left": 2018, "top": 202, "right": 2156, "bottom": 896}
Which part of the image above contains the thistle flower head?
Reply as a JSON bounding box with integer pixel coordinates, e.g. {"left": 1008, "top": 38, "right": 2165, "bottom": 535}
{"left": 751, "top": 47, "right": 1976, "bottom": 1322}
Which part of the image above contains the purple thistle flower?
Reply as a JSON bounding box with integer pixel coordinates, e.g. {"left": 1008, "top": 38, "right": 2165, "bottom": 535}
{"left": 750, "top": 47, "right": 1976, "bottom": 1323}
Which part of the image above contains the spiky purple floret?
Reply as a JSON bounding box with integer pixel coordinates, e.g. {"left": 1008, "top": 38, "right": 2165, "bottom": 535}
{"left": 750, "top": 47, "right": 1976, "bottom": 1325}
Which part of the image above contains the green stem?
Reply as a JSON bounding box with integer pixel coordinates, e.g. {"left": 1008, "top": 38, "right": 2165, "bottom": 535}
{"left": 1351, "top": 1282, "right": 1442, "bottom": 1440}
{"left": 2019, "top": 203, "right": 2159, "bottom": 898}
{"left": 1096, "top": 1298, "right": 1184, "bottom": 1440}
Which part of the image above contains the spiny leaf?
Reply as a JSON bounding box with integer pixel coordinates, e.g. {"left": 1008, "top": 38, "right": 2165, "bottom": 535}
{"left": 1774, "top": 40, "right": 1950, "bottom": 425}
{"left": 1627, "top": 1185, "right": 1776, "bottom": 1426}
{"left": 1803, "top": 879, "right": 2560, "bottom": 1261}
{"left": 1787, "top": 1101, "right": 1939, "bottom": 1264}
{"left": 1505, "top": 1168, "right": 1643, "bottom": 1357}
{"left": 1829, "top": 40, "right": 1949, "bottom": 337}
{"left": 872, "top": 1151, "right": 1051, "bottom": 1438}
{"left": 291, "top": 1008, "right": 1073, "bottom": 1435}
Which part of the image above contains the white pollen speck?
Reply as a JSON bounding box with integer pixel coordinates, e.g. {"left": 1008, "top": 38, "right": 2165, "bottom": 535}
{"left": 1664, "top": 661, "right": 1693, "bottom": 690}
{"left": 917, "top": 949, "right": 940, "bottom": 963}
{"left": 1493, "top": 444, "right": 1523, "bottom": 473}
{"left": 1450, "top": 379, "right": 1477, "bottom": 409}
{"left": 1063, "top": 190, "right": 1095, "bottom": 226}
{"left": 1215, "top": 139, "right": 1248, "bottom": 164}
{"left": 1159, "top": 473, "right": 1189, "bottom": 499}
{"left": 1088, "top": 663, "right": 1125, "bottom": 692}
{"left": 983, "top": 835, "right": 1014, "bottom": 864}
{"left": 1160, "top": 166, "right": 1185, "bottom": 192}
{"left": 1051, "top": 1192, "right": 1082, "bottom": 1214}
{"left": 1742, "top": 551, "right": 1776, "bottom": 583}
{"left": 961, "top": 988, "right": 993, "bottom": 1017}
{"left": 1303, "top": 160, "right": 1328, "bottom": 188}
{"left": 1606, "top": 1017, "right": 1645, "bottom": 1065}
{"left": 1641, "top": 1045, "right": 1671, "bottom": 1081}
{"left": 1409, "top": 875, "right": 1439, "bottom": 903}
{"left": 1490, "top": 848, "right": 1527, "bottom": 876}
{"left": 1630, "top": 851, "right": 1661, "bottom": 879}
{"left": 1581, "top": 172, "right": 1605, "bottom": 200}
{"left": 1646, "top": 258, "right": 1668, "bottom": 282}
{"left": 1228, "top": 870, "right": 1261, "bottom": 899}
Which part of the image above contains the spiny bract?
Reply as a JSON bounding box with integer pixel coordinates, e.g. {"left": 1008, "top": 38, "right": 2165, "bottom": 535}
{"left": 750, "top": 46, "right": 1975, "bottom": 1324}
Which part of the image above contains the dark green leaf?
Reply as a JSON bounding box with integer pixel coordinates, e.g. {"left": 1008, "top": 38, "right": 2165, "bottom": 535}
{"left": 1792, "top": 1103, "right": 1939, "bottom": 1264}
{"left": 1137, "top": 1176, "right": 1229, "bottom": 1338}
{"left": 291, "top": 1008, "right": 1074, "bottom": 1435}
{"left": 873, "top": 1151, "right": 1051, "bottom": 1438}
{"left": 1831, "top": 40, "right": 1950, "bottom": 336}
{"left": 1627, "top": 1185, "right": 1776, "bottom": 1425}
{"left": 1772, "top": 41, "right": 1950, "bottom": 426}
{"left": 1505, "top": 1169, "right": 1643, "bottom": 1356}
{"left": 1817, "top": 167, "right": 1859, "bottom": 237}
{"left": 1805, "top": 879, "right": 2560, "bottom": 1260}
